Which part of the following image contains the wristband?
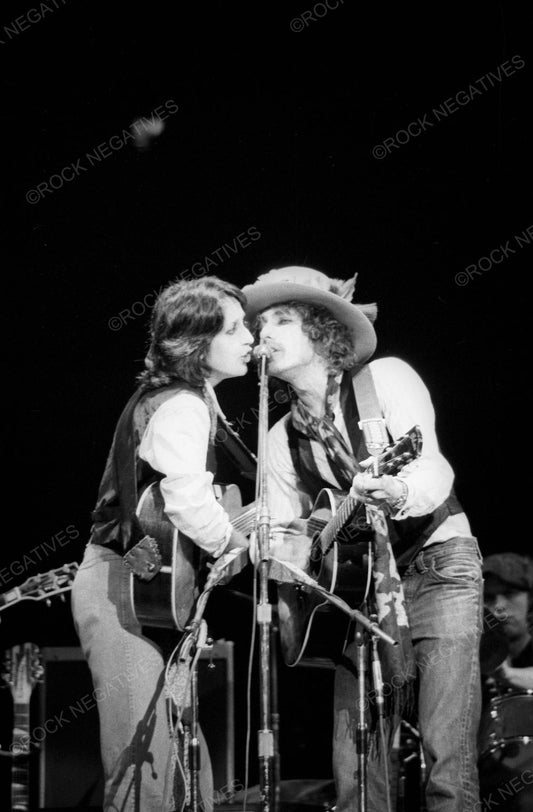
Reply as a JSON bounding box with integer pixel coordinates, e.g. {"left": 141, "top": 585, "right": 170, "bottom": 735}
{"left": 388, "top": 479, "right": 408, "bottom": 512}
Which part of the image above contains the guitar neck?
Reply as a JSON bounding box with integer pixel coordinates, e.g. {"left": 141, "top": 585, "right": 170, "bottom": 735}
{"left": 0, "top": 588, "right": 20, "bottom": 610}
{"left": 310, "top": 492, "right": 361, "bottom": 556}
{"left": 0, "top": 564, "right": 78, "bottom": 614}
{"left": 11, "top": 702, "right": 30, "bottom": 812}
{"left": 308, "top": 436, "right": 419, "bottom": 556}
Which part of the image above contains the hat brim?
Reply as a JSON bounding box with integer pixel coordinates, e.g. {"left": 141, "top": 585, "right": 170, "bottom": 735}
{"left": 242, "top": 281, "right": 377, "bottom": 364}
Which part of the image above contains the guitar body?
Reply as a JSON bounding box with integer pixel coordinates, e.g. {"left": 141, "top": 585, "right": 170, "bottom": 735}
{"left": 132, "top": 482, "right": 249, "bottom": 630}
{"left": 277, "top": 426, "right": 423, "bottom": 667}
{"left": 278, "top": 488, "right": 369, "bottom": 667}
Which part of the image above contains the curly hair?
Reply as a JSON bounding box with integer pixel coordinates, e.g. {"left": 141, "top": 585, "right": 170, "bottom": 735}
{"left": 256, "top": 301, "right": 358, "bottom": 373}
{"left": 137, "top": 277, "right": 246, "bottom": 390}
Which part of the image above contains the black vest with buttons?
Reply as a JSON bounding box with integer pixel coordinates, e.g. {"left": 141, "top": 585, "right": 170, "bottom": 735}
{"left": 89, "top": 383, "right": 215, "bottom": 553}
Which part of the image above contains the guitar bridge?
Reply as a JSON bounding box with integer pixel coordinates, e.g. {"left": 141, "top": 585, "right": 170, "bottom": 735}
{"left": 123, "top": 536, "right": 162, "bottom": 581}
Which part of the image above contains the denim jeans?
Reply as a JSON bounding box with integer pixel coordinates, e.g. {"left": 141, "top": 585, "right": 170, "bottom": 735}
{"left": 333, "top": 536, "right": 483, "bottom": 812}
{"left": 71, "top": 542, "right": 213, "bottom": 812}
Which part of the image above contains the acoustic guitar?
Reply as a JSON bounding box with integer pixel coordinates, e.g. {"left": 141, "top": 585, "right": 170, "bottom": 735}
{"left": 132, "top": 482, "right": 256, "bottom": 630}
{"left": 277, "top": 426, "right": 423, "bottom": 666}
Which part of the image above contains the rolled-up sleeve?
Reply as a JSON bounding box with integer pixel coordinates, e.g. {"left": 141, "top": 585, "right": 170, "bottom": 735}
{"left": 370, "top": 357, "right": 455, "bottom": 517}
{"left": 139, "top": 393, "right": 231, "bottom": 557}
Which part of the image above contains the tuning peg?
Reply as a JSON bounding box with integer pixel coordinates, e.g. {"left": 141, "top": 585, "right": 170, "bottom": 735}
{"left": 46, "top": 599, "right": 51, "bottom": 608}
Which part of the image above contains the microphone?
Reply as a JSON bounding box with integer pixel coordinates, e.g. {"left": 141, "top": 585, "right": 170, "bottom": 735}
{"left": 253, "top": 343, "right": 272, "bottom": 360}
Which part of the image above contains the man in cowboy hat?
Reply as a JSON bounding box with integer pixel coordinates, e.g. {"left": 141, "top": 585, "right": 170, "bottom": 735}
{"left": 243, "top": 266, "right": 483, "bottom": 812}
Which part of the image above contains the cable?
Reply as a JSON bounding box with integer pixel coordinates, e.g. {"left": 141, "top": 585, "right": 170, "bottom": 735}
{"left": 161, "top": 632, "right": 195, "bottom": 812}
{"left": 160, "top": 591, "right": 212, "bottom": 812}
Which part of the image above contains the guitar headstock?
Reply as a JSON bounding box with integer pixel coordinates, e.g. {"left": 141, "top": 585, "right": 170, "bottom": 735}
{"left": 4, "top": 562, "right": 79, "bottom": 607}
{"left": 377, "top": 426, "right": 423, "bottom": 475}
{"left": 1, "top": 643, "right": 43, "bottom": 703}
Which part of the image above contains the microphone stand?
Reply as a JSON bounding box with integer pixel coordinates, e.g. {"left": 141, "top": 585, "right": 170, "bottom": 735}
{"left": 353, "top": 613, "right": 389, "bottom": 812}
{"left": 264, "top": 558, "right": 397, "bottom": 812}
{"left": 180, "top": 603, "right": 211, "bottom": 812}
{"left": 270, "top": 617, "right": 281, "bottom": 812}
{"left": 255, "top": 351, "right": 276, "bottom": 812}
{"left": 355, "top": 626, "right": 369, "bottom": 812}
{"left": 266, "top": 557, "right": 397, "bottom": 647}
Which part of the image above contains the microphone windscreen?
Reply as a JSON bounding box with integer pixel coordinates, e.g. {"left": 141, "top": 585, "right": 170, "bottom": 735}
{"left": 252, "top": 344, "right": 272, "bottom": 360}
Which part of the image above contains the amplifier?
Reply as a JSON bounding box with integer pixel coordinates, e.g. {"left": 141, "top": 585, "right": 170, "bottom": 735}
{"left": 37, "top": 641, "right": 234, "bottom": 808}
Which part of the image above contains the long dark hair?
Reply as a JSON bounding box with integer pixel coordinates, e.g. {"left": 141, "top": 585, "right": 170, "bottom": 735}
{"left": 137, "top": 276, "right": 246, "bottom": 389}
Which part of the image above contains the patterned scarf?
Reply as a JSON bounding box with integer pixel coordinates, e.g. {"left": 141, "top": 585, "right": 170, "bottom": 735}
{"left": 291, "top": 377, "right": 416, "bottom": 717}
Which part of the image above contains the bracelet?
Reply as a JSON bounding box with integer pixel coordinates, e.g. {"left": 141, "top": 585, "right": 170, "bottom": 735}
{"left": 388, "top": 479, "right": 408, "bottom": 513}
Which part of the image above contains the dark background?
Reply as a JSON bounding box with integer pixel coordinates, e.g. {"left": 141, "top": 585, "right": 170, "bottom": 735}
{"left": 2, "top": 0, "right": 532, "bottom": 807}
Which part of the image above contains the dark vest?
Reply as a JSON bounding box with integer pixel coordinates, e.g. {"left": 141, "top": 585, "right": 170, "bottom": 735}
{"left": 90, "top": 383, "right": 216, "bottom": 553}
{"left": 287, "top": 368, "right": 463, "bottom": 568}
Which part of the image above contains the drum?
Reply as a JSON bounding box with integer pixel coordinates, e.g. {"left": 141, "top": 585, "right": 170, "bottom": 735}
{"left": 478, "top": 690, "right": 533, "bottom": 811}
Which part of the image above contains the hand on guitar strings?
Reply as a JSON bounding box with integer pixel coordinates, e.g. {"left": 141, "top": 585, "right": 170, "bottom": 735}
{"left": 350, "top": 468, "right": 408, "bottom": 511}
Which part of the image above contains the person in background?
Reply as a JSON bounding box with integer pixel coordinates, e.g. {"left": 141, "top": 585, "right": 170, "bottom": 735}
{"left": 478, "top": 554, "right": 533, "bottom": 811}
{"left": 482, "top": 552, "right": 533, "bottom": 690}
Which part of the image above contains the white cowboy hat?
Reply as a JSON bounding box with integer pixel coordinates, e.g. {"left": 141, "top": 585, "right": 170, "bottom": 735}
{"left": 243, "top": 266, "right": 377, "bottom": 364}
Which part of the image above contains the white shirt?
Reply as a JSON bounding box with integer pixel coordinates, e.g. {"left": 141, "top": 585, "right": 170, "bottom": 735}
{"left": 267, "top": 356, "right": 471, "bottom": 546}
{"left": 139, "top": 386, "right": 232, "bottom": 557}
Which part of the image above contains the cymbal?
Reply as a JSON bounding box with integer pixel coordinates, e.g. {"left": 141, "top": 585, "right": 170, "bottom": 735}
{"left": 479, "top": 607, "right": 509, "bottom": 674}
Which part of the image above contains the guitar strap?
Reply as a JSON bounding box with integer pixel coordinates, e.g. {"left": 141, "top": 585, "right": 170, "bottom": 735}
{"left": 215, "top": 415, "right": 257, "bottom": 482}
{"left": 351, "top": 365, "right": 389, "bottom": 455}
{"left": 351, "top": 366, "right": 416, "bottom": 717}
{"left": 202, "top": 380, "right": 257, "bottom": 481}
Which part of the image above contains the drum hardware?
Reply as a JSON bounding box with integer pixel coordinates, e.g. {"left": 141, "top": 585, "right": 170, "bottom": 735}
{"left": 479, "top": 689, "right": 533, "bottom": 757}
{"left": 396, "top": 720, "right": 427, "bottom": 812}
{"left": 478, "top": 689, "right": 533, "bottom": 812}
